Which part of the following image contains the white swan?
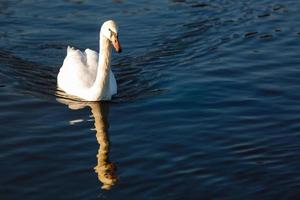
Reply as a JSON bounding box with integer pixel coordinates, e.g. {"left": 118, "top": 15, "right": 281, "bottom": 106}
{"left": 57, "top": 20, "right": 122, "bottom": 101}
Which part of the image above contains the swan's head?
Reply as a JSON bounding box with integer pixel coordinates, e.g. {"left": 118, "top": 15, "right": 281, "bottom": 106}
{"left": 101, "top": 20, "right": 122, "bottom": 53}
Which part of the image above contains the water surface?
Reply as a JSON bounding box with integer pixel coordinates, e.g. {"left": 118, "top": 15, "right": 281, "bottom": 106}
{"left": 1, "top": 0, "right": 300, "bottom": 199}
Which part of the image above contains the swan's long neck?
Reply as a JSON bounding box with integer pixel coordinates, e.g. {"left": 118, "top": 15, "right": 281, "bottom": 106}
{"left": 90, "top": 34, "right": 112, "bottom": 100}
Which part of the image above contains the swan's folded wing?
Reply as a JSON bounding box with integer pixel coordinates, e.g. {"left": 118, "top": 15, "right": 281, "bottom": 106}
{"left": 65, "top": 46, "right": 87, "bottom": 65}
{"left": 85, "top": 48, "right": 98, "bottom": 70}
{"left": 58, "top": 46, "right": 94, "bottom": 88}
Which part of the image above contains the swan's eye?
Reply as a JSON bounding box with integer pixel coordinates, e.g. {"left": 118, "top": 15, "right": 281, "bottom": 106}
{"left": 108, "top": 28, "right": 112, "bottom": 38}
{"left": 108, "top": 28, "right": 117, "bottom": 39}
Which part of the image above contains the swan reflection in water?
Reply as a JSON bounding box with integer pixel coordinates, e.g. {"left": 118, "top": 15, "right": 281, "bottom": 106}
{"left": 56, "top": 94, "right": 117, "bottom": 190}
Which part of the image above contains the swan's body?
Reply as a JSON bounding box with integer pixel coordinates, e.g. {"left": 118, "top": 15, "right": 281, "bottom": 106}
{"left": 57, "top": 20, "right": 121, "bottom": 101}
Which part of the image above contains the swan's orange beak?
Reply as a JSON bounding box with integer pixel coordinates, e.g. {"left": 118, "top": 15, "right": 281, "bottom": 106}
{"left": 112, "top": 37, "right": 122, "bottom": 53}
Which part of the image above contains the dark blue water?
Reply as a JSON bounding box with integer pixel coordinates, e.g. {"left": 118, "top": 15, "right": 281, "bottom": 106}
{"left": 1, "top": 0, "right": 300, "bottom": 199}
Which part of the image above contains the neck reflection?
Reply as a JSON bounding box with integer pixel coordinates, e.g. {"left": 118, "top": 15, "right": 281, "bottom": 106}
{"left": 56, "top": 98, "right": 117, "bottom": 190}
{"left": 90, "top": 102, "right": 117, "bottom": 190}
